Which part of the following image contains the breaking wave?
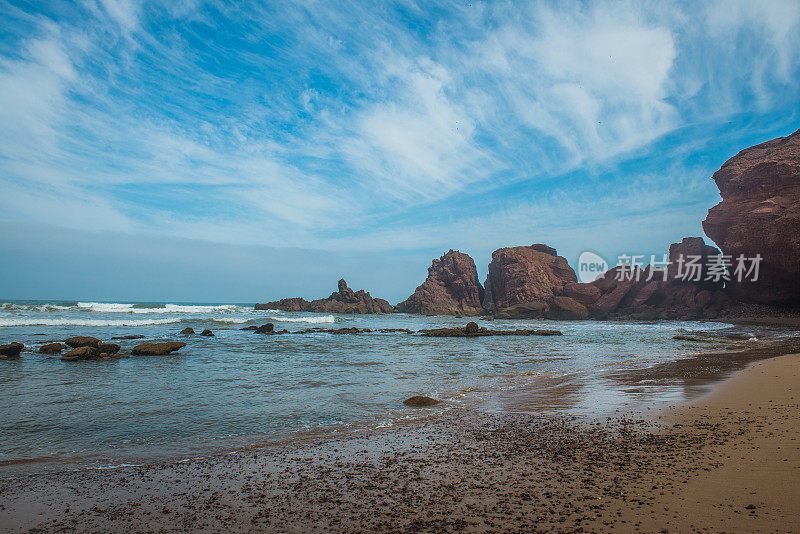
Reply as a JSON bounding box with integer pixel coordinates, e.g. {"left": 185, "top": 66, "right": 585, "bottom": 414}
{"left": 76, "top": 303, "right": 246, "bottom": 314}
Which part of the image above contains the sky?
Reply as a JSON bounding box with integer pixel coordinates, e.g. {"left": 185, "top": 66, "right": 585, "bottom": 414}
{"left": 1, "top": 0, "right": 799, "bottom": 303}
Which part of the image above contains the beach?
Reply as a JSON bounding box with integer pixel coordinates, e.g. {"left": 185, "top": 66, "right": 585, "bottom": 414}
{"left": 2, "top": 342, "right": 799, "bottom": 533}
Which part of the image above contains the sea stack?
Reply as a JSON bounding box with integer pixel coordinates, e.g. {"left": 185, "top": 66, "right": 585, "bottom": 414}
{"left": 482, "top": 244, "right": 578, "bottom": 318}
{"left": 395, "top": 250, "right": 484, "bottom": 316}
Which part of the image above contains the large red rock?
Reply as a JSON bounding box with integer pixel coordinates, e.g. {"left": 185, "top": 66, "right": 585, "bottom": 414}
{"left": 256, "top": 279, "right": 393, "bottom": 314}
{"left": 395, "top": 250, "right": 484, "bottom": 316}
{"left": 702, "top": 130, "right": 800, "bottom": 304}
{"left": 483, "top": 244, "right": 577, "bottom": 317}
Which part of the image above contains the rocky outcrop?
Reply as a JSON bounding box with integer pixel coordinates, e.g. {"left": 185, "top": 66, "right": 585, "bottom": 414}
{"left": 256, "top": 279, "right": 393, "bottom": 314}
{"left": 420, "top": 323, "right": 563, "bottom": 337}
{"left": 703, "top": 129, "right": 800, "bottom": 304}
{"left": 570, "top": 238, "right": 731, "bottom": 320}
{"left": 395, "top": 250, "right": 484, "bottom": 316}
{"left": 483, "top": 244, "right": 578, "bottom": 318}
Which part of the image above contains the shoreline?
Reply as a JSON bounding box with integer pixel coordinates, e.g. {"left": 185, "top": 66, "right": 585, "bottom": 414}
{"left": 2, "top": 344, "right": 800, "bottom": 532}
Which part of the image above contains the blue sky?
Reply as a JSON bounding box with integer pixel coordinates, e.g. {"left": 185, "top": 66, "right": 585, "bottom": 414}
{"left": 1, "top": 0, "right": 799, "bottom": 302}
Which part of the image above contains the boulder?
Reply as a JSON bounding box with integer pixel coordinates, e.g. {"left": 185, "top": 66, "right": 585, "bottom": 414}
{"left": 96, "top": 342, "right": 120, "bottom": 355}
{"left": 254, "top": 323, "right": 275, "bottom": 334}
{"left": 61, "top": 346, "right": 99, "bottom": 361}
{"left": 403, "top": 396, "right": 440, "bottom": 407}
{"left": 464, "top": 321, "right": 479, "bottom": 334}
{"left": 131, "top": 341, "right": 186, "bottom": 356}
{"left": 65, "top": 336, "right": 100, "bottom": 348}
{"left": 702, "top": 130, "right": 800, "bottom": 304}
{"left": 180, "top": 327, "right": 196, "bottom": 335}
{"left": 395, "top": 250, "right": 485, "bottom": 316}
{"left": 39, "top": 342, "right": 66, "bottom": 354}
{"left": 0, "top": 342, "right": 24, "bottom": 359}
{"left": 200, "top": 329, "right": 215, "bottom": 337}
{"left": 483, "top": 244, "right": 577, "bottom": 316}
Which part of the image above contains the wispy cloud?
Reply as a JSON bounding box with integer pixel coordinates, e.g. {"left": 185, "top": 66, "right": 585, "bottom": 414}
{"left": 0, "top": 0, "right": 798, "bottom": 260}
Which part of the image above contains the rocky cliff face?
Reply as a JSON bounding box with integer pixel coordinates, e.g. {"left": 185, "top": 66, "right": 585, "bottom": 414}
{"left": 702, "top": 130, "right": 800, "bottom": 305}
{"left": 255, "top": 279, "right": 393, "bottom": 314}
{"left": 483, "top": 244, "right": 578, "bottom": 318}
{"left": 567, "top": 237, "right": 730, "bottom": 320}
{"left": 395, "top": 250, "right": 484, "bottom": 316}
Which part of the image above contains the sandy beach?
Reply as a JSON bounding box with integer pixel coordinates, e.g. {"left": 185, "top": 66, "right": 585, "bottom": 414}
{"left": 1, "top": 342, "right": 798, "bottom": 533}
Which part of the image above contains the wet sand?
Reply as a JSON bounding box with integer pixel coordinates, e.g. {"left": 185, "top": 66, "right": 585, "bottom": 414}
{"left": 1, "top": 350, "right": 799, "bottom": 533}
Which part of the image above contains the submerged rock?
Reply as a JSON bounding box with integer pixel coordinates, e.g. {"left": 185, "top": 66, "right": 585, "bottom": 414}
{"left": 61, "top": 346, "right": 99, "bottom": 361}
{"left": 131, "top": 341, "right": 187, "bottom": 356}
{"left": 180, "top": 327, "right": 196, "bottom": 335}
{"left": 65, "top": 336, "right": 100, "bottom": 348}
{"left": 420, "top": 323, "right": 562, "bottom": 337}
{"left": 403, "top": 396, "right": 440, "bottom": 407}
{"left": 111, "top": 335, "right": 146, "bottom": 340}
{"left": 395, "top": 250, "right": 485, "bottom": 316}
{"left": 200, "top": 329, "right": 215, "bottom": 337}
{"left": 39, "top": 342, "right": 66, "bottom": 354}
{"left": 0, "top": 342, "right": 24, "bottom": 359}
{"left": 97, "top": 342, "right": 121, "bottom": 355}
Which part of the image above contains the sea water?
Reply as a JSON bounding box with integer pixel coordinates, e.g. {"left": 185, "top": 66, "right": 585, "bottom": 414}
{"left": 0, "top": 300, "right": 772, "bottom": 474}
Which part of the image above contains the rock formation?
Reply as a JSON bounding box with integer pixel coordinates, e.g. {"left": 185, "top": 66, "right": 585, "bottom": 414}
{"left": 256, "top": 279, "right": 393, "bottom": 314}
{"left": 703, "top": 129, "right": 800, "bottom": 304}
{"left": 482, "top": 244, "right": 578, "bottom": 318}
{"left": 395, "top": 250, "right": 484, "bottom": 316}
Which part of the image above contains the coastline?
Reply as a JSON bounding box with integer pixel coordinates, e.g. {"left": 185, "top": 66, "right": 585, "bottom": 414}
{"left": 2, "top": 343, "right": 800, "bottom": 532}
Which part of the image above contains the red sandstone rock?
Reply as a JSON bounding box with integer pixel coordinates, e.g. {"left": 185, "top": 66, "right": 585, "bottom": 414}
{"left": 395, "top": 250, "right": 484, "bottom": 316}
{"left": 483, "top": 244, "right": 577, "bottom": 316}
{"left": 703, "top": 130, "right": 800, "bottom": 304}
{"left": 256, "top": 279, "right": 393, "bottom": 314}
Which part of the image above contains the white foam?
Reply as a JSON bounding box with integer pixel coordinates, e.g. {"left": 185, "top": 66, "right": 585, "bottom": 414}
{"left": 266, "top": 315, "right": 336, "bottom": 323}
{"left": 76, "top": 302, "right": 245, "bottom": 314}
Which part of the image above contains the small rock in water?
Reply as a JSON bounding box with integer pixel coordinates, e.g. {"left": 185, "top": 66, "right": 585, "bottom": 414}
{"left": 465, "top": 321, "right": 479, "bottom": 334}
{"left": 254, "top": 323, "right": 275, "bottom": 334}
{"left": 61, "top": 346, "right": 99, "bottom": 361}
{"left": 64, "top": 336, "right": 100, "bottom": 348}
{"left": 131, "top": 341, "right": 187, "bottom": 356}
{"left": 200, "top": 329, "right": 215, "bottom": 337}
{"left": 39, "top": 342, "right": 66, "bottom": 354}
{"left": 97, "top": 342, "right": 121, "bottom": 355}
{"left": 0, "top": 342, "right": 24, "bottom": 359}
{"left": 403, "top": 396, "right": 440, "bottom": 407}
{"left": 180, "top": 327, "right": 196, "bottom": 335}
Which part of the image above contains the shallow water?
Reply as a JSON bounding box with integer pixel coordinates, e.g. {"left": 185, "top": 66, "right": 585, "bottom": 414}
{"left": 0, "top": 300, "right": 775, "bottom": 474}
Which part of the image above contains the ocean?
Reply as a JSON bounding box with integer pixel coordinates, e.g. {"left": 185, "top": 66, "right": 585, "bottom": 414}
{"left": 0, "top": 300, "right": 771, "bottom": 475}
